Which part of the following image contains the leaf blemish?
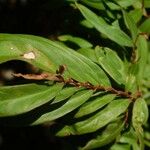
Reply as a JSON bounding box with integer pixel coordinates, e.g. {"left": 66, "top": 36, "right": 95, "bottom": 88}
{"left": 23, "top": 51, "right": 35, "bottom": 60}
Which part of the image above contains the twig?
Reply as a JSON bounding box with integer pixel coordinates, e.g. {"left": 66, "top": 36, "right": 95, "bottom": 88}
{"left": 12, "top": 65, "right": 141, "bottom": 100}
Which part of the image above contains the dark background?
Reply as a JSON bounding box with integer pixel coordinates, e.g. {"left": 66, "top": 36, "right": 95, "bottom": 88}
{"left": 0, "top": 0, "right": 82, "bottom": 37}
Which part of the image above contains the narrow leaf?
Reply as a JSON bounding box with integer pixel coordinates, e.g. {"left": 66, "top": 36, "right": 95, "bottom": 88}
{"left": 80, "top": 0, "right": 105, "bottom": 10}
{"left": 81, "top": 119, "right": 124, "bottom": 149}
{"left": 136, "top": 35, "right": 148, "bottom": 82}
{"left": 32, "top": 90, "right": 93, "bottom": 125}
{"left": 76, "top": 3, "right": 133, "bottom": 47}
{"left": 95, "top": 47, "right": 126, "bottom": 85}
{"left": 74, "top": 99, "right": 130, "bottom": 134}
{"left": 80, "top": 19, "right": 93, "bottom": 28}
{"left": 75, "top": 94, "right": 116, "bottom": 118}
{"left": 123, "top": 10, "right": 139, "bottom": 41}
{"left": 0, "top": 83, "right": 63, "bottom": 116}
{"left": 115, "top": 0, "right": 138, "bottom": 8}
{"left": 58, "top": 35, "right": 93, "bottom": 48}
{"left": 52, "top": 87, "right": 79, "bottom": 104}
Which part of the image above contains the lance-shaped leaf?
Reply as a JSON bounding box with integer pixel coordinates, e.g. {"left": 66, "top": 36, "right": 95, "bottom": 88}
{"left": 80, "top": 0, "right": 136, "bottom": 10}
{"left": 58, "top": 35, "right": 93, "bottom": 48}
{"left": 52, "top": 87, "right": 79, "bottom": 104}
{"left": 0, "top": 34, "right": 110, "bottom": 86}
{"left": 57, "top": 99, "right": 130, "bottom": 135}
{"left": 56, "top": 125, "right": 77, "bottom": 137}
{"left": 81, "top": 119, "right": 125, "bottom": 150}
{"left": 75, "top": 94, "right": 116, "bottom": 118}
{"left": 95, "top": 47, "right": 127, "bottom": 85}
{"left": 0, "top": 83, "right": 63, "bottom": 117}
{"left": 76, "top": 3, "right": 133, "bottom": 47}
{"left": 123, "top": 10, "right": 139, "bottom": 41}
{"left": 110, "top": 0, "right": 137, "bottom": 8}
{"left": 80, "top": 0, "right": 105, "bottom": 10}
{"left": 136, "top": 35, "right": 148, "bottom": 82}
{"left": 74, "top": 99, "right": 130, "bottom": 134}
{"left": 80, "top": 19, "right": 93, "bottom": 28}
{"left": 32, "top": 90, "right": 93, "bottom": 125}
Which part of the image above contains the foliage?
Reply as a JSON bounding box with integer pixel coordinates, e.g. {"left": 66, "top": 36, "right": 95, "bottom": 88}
{"left": 0, "top": 0, "right": 150, "bottom": 149}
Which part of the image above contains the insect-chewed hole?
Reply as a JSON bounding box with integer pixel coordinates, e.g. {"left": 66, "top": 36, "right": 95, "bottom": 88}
{"left": 0, "top": 60, "right": 40, "bottom": 85}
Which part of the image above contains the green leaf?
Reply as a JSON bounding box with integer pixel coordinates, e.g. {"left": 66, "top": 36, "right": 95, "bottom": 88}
{"left": 136, "top": 35, "right": 148, "bottom": 82}
{"left": 81, "top": 119, "right": 124, "bottom": 149}
{"left": 129, "top": 9, "right": 143, "bottom": 23}
{"left": 77, "top": 48, "right": 97, "bottom": 62}
{"left": 95, "top": 47, "right": 127, "bottom": 85}
{"left": 139, "top": 18, "right": 150, "bottom": 34}
{"left": 111, "top": 144, "right": 131, "bottom": 150}
{"left": 75, "top": 94, "right": 116, "bottom": 118}
{"left": 132, "top": 98, "right": 149, "bottom": 150}
{"left": 125, "top": 73, "right": 137, "bottom": 92}
{"left": 112, "top": 20, "right": 121, "bottom": 29}
{"left": 81, "top": 15, "right": 108, "bottom": 29}
{"left": 0, "top": 34, "right": 110, "bottom": 86}
{"left": 32, "top": 90, "right": 93, "bottom": 125}
{"left": 119, "top": 128, "right": 141, "bottom": 150}
{"left": 74, "top": 99, "right": 130, "bottom": 134}
{"left": 115, "top": 0, "right": 138, "bottom": 8}
{"left": 52, "top": 87, "right": 79, "bottom": 104}
{"left": 0, "top": 40, "right": 56, "bottom": 72}
{"left": 0, "top": 83, "right": 63, "bottom": 116}
{"left": 58, "top": 99, "right": 130, "bottom": 135}
{"left": 80, "top": 0, "right": 137, "bottom": 10}
{"left": 80, "top": 0, "right": 105, "bottom": 10}
{"left": 56, "top": 125, "right": 77, "bottom": 137}
{"left": 132, "top": 98, "right": 149, "bottom": 126}
{"left": 76, "top": 3, "right": 133, "bottom": 47}
{"left": 133, "top": 1, "right": 142, "bottom": 9}
{"left": 80, "top": 19, "right": 93, "bottom": 28}
{"left": 123, "top": 10, "right": 139, "bottom": 41}
{"left": 58, "top": 35, "right": 93, "bottom": 48}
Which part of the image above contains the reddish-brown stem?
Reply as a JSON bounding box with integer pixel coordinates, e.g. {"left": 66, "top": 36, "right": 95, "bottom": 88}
{"left": 13, "top": 72, "right": 141, "bottom": 100}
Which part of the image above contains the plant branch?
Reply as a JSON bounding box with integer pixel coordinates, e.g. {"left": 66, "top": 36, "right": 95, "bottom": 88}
{"left": 13, "top": 65, "right": 141, "bottom": 100}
